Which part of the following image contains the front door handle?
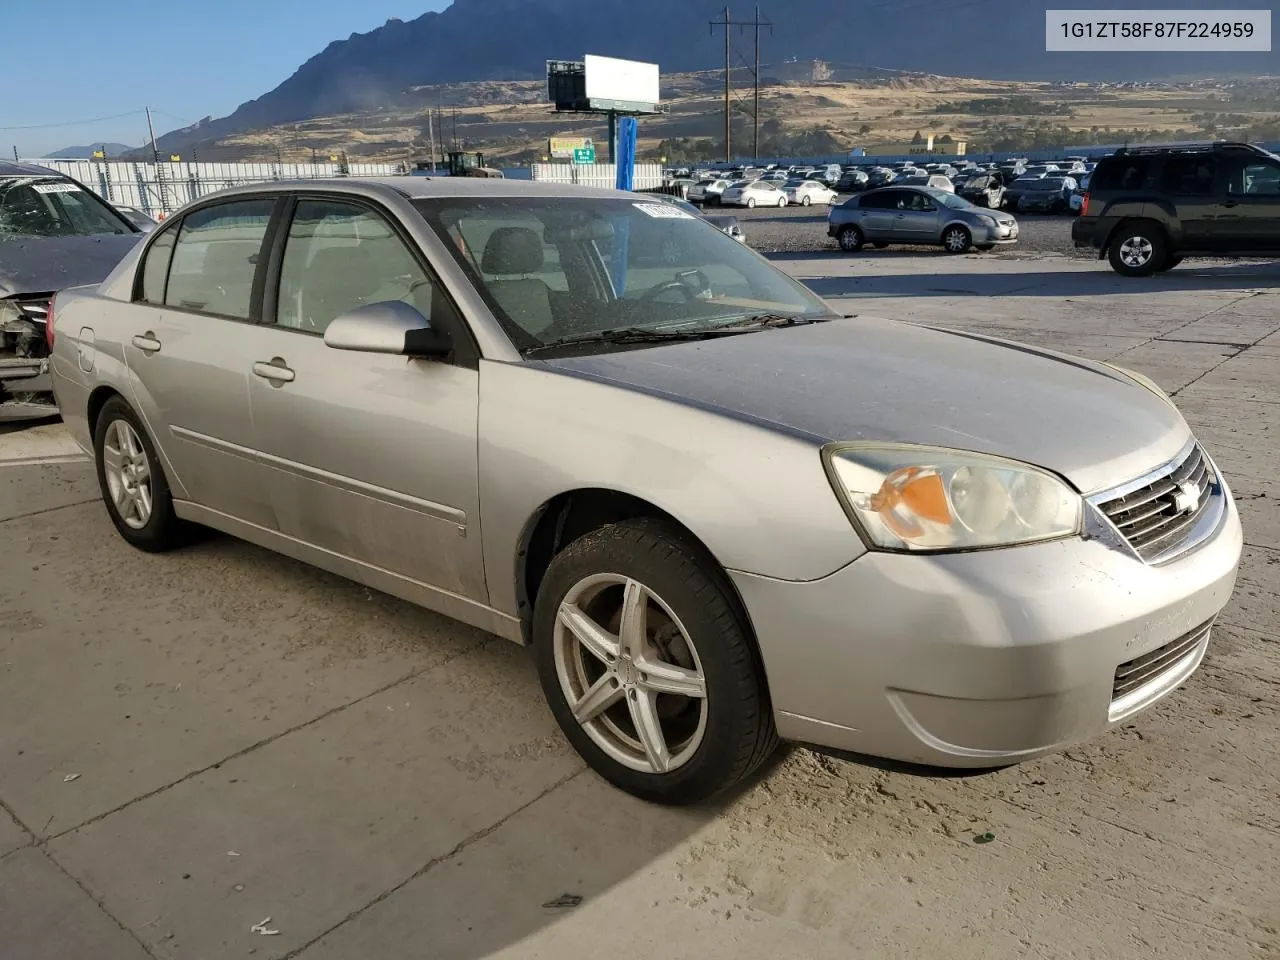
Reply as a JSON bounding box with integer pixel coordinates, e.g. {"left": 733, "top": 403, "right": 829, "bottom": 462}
{"left": 252, "top": 359, "right": 295, "bottom": 384}
{"left": 131, "top": 332, "right": 161, "bottom": 353}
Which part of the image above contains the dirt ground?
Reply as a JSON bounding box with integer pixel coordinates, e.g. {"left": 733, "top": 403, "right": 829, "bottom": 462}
{"left": 1, "top": 253, "right": 1277, "bottom": 960}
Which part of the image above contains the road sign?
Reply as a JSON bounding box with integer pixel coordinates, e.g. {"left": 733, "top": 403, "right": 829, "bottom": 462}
{"left": 572, "top": 146, "right": 596, "bottom": 164}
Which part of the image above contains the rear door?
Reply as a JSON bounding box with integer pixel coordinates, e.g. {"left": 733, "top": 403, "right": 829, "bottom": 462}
{"left": 122, "top": 197, "right": 278, "bottom": 527}
{"left": 1219, "top": 155, "right": 1280, "bottom": 252}
{"left": 1156, "top": 155, "right": 1221, "bottom": 250}
{"left": 243, "top": 195, "right": 486, "bottom": 599}
{"left": 857, "top": 190, "right": 902, "bottom": 238}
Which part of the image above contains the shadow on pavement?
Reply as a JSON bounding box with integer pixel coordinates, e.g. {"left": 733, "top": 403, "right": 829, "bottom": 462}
{"left": 798, "top": 261, "right": 1280, "bottom": 300}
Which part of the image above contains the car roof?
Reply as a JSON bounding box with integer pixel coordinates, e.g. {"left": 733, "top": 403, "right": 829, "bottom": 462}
{"left": 183, "top": 176, "right": 637, "bottom": 204}
{"left": 0, "top": 160, "right": 64, "bottom": 178}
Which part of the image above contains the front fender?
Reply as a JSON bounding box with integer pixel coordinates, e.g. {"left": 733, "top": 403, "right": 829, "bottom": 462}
{"left": 477, "top": 360, "right": 866, "bottom": 617}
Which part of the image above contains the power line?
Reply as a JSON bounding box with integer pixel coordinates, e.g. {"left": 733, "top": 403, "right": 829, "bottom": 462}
{"left": 0, "top": 109, "right": 145, "bottom": 131}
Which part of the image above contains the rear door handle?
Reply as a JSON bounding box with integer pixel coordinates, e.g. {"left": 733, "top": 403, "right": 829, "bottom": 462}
{"left": 252, "top": 359, "right": 295, "bottom": 384}
{"left": 131, "top": 332, "right": 161, "bottom": 353}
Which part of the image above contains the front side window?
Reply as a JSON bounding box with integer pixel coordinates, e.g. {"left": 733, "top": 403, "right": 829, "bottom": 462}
{"left": 1227, "top": 160, "right": 1280, "bottom": 197}
{"left": 415, "top": 196, "right": 832, "bottom": 352}
{"left": 164, "top": 199, "right": 273, "bottom": 319}
{"left": 276, "top": 199, "right": 434, "bottom": 335}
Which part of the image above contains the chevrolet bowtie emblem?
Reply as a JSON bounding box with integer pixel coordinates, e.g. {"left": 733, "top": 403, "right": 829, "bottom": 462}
{"left": 1173, "top": 480, "right": 1202, "bottom": 515}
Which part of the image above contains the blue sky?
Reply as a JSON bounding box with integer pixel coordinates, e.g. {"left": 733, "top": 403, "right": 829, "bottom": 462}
{"left": 5, "top": 1, "right": 450, "bottom": 157}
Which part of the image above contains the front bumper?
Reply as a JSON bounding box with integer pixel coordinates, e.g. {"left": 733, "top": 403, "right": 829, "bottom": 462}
{"left": 974, "top": 218, "right": 1019, "bottom": 244}
{"left": 731, "top": 485, "right": 1242, "bottom": 767}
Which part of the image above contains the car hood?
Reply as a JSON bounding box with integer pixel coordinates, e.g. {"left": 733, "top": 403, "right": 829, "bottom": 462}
{"left": 539, "top": 317, "right": 1188, "bottom": 495}
{"left": 0, "top": 233, "right": 142, "bottom": 297}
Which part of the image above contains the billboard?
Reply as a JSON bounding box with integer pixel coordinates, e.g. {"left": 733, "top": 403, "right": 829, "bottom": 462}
{"left": 549, "top": 136, "right": 593, "bottom": 159}
{"left": 583, "top": 55, "right": 660, "bottom": 109}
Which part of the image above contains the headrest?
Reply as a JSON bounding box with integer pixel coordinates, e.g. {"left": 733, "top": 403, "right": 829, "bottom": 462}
{"left": 482, "top": 227, "right": 544, "bottom": 275}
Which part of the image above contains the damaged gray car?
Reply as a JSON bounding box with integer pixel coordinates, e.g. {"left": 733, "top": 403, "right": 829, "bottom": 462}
{"left": 1, "top": 161, "right": 142, "bottom": 420}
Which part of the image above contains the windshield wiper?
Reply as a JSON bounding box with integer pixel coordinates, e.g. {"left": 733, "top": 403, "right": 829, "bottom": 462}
{"left": 707, "top": 312, "right": 839, "bottom": 331}
{"left": 524, "top": 326, "right": 739, "bottom": 355}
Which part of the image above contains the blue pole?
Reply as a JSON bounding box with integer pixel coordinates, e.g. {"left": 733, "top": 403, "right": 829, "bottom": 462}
{"left": 615, "top": 116, "right": 637, "bottom": 192}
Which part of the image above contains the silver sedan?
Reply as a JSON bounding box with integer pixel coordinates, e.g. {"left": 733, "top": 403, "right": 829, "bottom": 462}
{"left": 828, "top": 185, "right": 1019, "bottom": 252}
{"left": 49, "top": 178, "right": 1241, "bottom": 804}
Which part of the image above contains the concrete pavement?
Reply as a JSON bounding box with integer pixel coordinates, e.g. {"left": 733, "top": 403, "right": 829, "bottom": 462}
{"left": 1, "top": 253, "right": 1277, "bottom": 960}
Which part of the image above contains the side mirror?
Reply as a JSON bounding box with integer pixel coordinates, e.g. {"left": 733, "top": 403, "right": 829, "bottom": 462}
{"left": 323, "top": 300, "right": 451, "bottom": 359}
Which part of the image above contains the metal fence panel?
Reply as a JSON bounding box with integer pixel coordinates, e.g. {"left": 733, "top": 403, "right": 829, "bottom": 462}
{"left": 20, "top": 159, "right": 404, "bottom": 217}
{"left": 531, "top": 162, "right": 664, "bottom": 190}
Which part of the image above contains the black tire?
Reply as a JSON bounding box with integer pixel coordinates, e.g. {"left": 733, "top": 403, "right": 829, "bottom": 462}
{"left": 942, "top": 224, "right": 972, "bottom": 253}
{"left": 533, "top": 518, "right": 778, "bottom": 805}
{"left": 801, "top": 195, "right": 812, "bottom": 206}
{"left": 1108, "top": 220, "right": 1168, "bottom": 277}
{"left": 837, "top": 224, "right": 865, "bottom": 252}
{"left": 93, "top": 396, "right": 184, "bottom": 552}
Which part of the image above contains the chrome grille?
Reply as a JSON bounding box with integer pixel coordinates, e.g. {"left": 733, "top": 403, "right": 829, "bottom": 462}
{"left": 1113, "top": 621, "right": 1212, "bottom": 701}
{"left": 1095, "top": 444, "right": 1216, "bottom": 562}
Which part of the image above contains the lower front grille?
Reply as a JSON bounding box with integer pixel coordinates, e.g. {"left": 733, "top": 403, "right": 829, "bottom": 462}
{"left": 1113, "top": 620, "right": 1212, "bottom": 700}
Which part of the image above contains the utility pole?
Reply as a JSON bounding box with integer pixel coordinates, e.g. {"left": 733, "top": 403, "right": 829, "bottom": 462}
{"left": 710, "top": 7, "right": 771, "bottom": 163}
{"left": 145, "top": 106, "right": 160, "bottom": 163}
{"left": 426, "top": 108, "right": 437, "bottom": 171}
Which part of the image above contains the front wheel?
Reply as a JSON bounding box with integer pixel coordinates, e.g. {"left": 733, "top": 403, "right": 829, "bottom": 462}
{"left": 942, "top": 224, "right": 972, "bottom": 253}
{"left": 534, "top": 519, "right": 778, "bottom": 804}
{"left": 838, "top": 224, "right": 865, "bottom": 252}
{"left": 1108, "top": 222, "right": 1167, "bottom": 276}
{"left": 746, "top": 197, "right": 757, "bottom": 209}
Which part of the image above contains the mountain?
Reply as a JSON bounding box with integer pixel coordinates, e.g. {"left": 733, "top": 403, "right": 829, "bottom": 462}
{"left": 44, "top": 142, "right": 134, "bottom": 159}
{"left": 151, "top": 0, "right": 1280, "bottom": 152}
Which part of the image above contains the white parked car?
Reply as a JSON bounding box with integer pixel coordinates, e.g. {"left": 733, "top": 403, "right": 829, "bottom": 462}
{"left": 719, "top": 179, "right": 788, "bottom": 208}
{"left": 784, "top": 179, "right": 838, "bottom": 207}
{"left": 687, "top": 179, "right": 732, "bottom": 205}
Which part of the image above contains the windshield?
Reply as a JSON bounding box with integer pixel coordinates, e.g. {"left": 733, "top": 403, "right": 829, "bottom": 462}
{"left": 0, "top": 176, "right": 134, "bottom": 238}
{"left": 1028, "top": 179, "right": 1064, "bottom": 191}
{"left": 414, "top": 196, "right": 835, "bottom": 353}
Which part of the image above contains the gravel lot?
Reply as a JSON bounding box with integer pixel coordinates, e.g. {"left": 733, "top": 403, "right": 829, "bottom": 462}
{"left": 723, "top": 200, "right": 1085, "bottom": 258}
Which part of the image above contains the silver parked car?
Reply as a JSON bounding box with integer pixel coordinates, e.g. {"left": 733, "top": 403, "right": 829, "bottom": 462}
{"left": 828, "top": 186, "right": 1019, "bottom": 252}
{"left": 49, "top": 178, "right": 1241, "bottom": 804}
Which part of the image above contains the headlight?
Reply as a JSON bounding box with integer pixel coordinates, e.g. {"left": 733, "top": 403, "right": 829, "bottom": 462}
{"left": 1104, "top": 363, "right": 1174, "bottom": 405}
{"left": 822, "top": 443, "right": 1082, "bottom": 552}
{"left": 976, "top": 215, "right": 996, "bottom": 227}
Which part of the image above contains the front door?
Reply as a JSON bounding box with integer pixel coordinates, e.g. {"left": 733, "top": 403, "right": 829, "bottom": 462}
{"left": 122, "top": 197, "right": 278, "bottom": 528}
{"left": 1217, "top": 156, "right": 1280, "bottom": 252}
{"left": 244, "top": 197, "right": 486, "bottom": 600}
{"left": 893, "top": 189, "right": 941, "bottom": 241}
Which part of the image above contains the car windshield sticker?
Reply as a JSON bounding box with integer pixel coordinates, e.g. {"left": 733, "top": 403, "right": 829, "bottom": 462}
{"left": 634, "top": 203, "right": 696, "bottom": 220}
{"left": 33, "top": 182, "right": 82, "bottom": 194}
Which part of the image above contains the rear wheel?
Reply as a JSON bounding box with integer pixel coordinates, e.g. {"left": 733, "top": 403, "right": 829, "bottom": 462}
{"left": 942, "top": 224, "right": 972, "bottom": 253}
{"left": 1108, "top": 221, "right": 1167, "bottom": 276}
{"left": 801, "top": 195, "right": 812, "bottom": 206}
{"left": 93, "top": 396, "right": 184, "bottom": 552}
{"left": 838, "top": 224, "right": 865, "bottom": 252}
{"left": 534, "top": 519, "right": 777, "bottom": 804}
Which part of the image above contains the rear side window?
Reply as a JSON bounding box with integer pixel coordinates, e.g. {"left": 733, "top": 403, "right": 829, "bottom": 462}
{"left": 1158, "top": 157, "right": 1218, "bottom": 196}
{"left": 860, "top": 191, "right": 899, "bottom": 210}
{"left": 1091, "top": 157, "right": 1154, "bottom": 192}
{"left": 138, "top": 229, "right": 176, "bottom": 304}
{"left": 164, "top": 200, "right": 273, "bottom": 319}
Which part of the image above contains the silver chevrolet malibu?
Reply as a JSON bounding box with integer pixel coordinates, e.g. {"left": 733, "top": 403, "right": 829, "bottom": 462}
{"left": 49, "top": 178, "right": 1242, "bottom": 804}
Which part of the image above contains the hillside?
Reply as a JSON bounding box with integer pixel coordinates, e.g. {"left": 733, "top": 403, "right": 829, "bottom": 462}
{"left": 157, "top": 70, "right": 1280, "bottom": 166}
{"left": 147, "top": 0, "right": 1280, "bottom": 155}
{"left": 44, "top": 142, "right": 133, "bottom": 159}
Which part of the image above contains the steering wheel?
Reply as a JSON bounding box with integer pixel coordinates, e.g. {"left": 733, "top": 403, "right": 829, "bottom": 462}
{"left": 639, "top": 280, "right": 699, "bottom": 303}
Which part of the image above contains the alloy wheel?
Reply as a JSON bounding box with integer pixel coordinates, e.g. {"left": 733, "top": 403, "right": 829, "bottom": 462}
{"left": 553, "top": 573, "right": 708, "bottom": 774}
{"left": 102, "top": 419, "right": 153, "bottom": 530}
{"left": 944, "top": 227, "right": 970, "bottom": 252}
{"left": 1119, "top": 235, "right": 1153, "bottom": 267}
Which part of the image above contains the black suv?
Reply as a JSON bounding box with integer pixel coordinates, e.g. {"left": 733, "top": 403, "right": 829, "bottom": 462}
{"left": 1073, "top": 141, "right": 1280, "bottom": 276}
